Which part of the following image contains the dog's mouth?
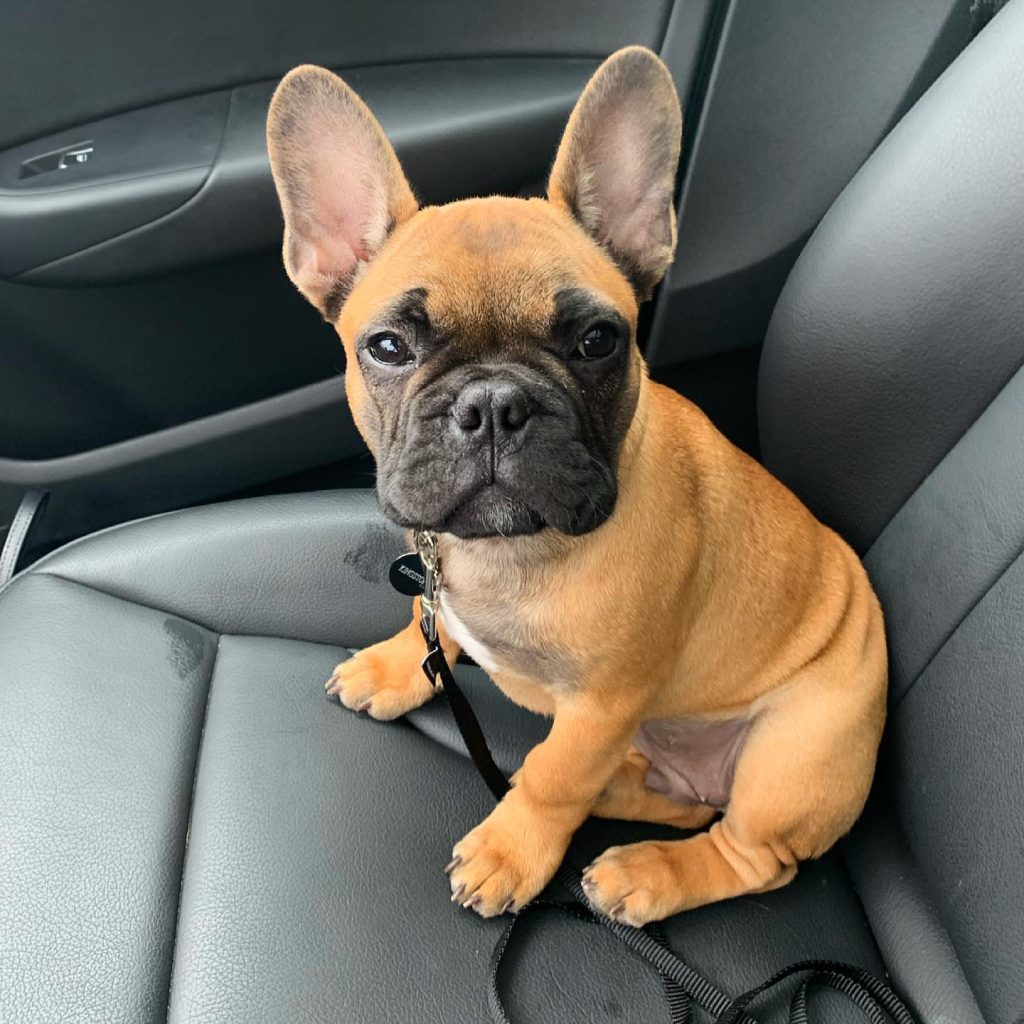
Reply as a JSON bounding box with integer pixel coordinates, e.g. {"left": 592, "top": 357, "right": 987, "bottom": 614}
{"left": 381, "top": 479, "right": 547, "bottom": 539}
{"left": 380, "top": 469, "right": 614, "bottom": 541}
{"left": 435, "top": 484, "right": 546, "bottom": 539}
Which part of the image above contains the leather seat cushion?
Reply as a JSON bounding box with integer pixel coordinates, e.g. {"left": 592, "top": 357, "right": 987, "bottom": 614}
{"left": 0, "top": 492, "right": 883, "bottom": 1024}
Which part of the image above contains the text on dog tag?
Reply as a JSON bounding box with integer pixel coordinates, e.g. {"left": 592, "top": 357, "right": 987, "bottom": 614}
{"left": 389, "top": 552, "right": 426, "bottom": 595}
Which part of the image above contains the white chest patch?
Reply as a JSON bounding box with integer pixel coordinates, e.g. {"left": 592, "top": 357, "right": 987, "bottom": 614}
{"left": 440, "top": 592, "right": 499, "bottom": 675}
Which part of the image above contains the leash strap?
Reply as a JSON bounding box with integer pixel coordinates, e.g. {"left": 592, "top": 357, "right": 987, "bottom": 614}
{"left": 407, "top": 532, "right": 916, "bottom": 1023}
{"left": 487, "top": 890, "right": 694, "bottom": 1024}
{"left": 421, "top": 633, "right": 510, "bottom": 801}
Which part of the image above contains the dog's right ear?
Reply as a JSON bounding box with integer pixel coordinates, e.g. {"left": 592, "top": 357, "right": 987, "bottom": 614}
{"left": 267, "top": 66, "right": 418, "bottom": 319}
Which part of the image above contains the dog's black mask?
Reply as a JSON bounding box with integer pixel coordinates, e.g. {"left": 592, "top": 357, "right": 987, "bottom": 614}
{"left": 363, "top": 288, "right": 638, "bottom": 539}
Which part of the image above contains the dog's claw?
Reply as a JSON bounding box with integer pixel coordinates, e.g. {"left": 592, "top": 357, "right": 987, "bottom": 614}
{"left": 450, "top": 882, "right": 466, "bottom": 902}
{"left": 581, "top": 873, "right": 595, "bottom": 894}
{"left": 444, "top": 856, "right": 461, "bottom": 875}
{"left": 500, "top": 899, "right": 516, "bottom": 915}
{"left": 466, "top": 893, "right": 483, "bottom": 910}
{"left": 609, "top": 901, "right": 626, "bottom": 920}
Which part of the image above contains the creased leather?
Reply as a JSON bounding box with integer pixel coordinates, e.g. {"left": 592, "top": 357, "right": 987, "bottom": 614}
{"left": 865, "top": 363, "right": 1024, "bottom": 704}
{"left": 28, "top": 489, "right": 412, "bottom": 649}
{"left": 844, "top": 801, "right": 985, "bottom": 1024}
{"left": 0, "top": 575, "right": 216, "bottom": 1024}
{"left": 889, "top": 553, "right": 1024, "bottom": 1022}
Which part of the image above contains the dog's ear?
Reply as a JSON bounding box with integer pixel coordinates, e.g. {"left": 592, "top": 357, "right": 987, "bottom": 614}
{"left": 267, "top": 65, "right": 418, "bottom": 318}
{"left": 547, "top": 47, "right": 681, "bottom": 300}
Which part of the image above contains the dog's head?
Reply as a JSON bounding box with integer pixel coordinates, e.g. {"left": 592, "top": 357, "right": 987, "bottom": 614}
{"left": 267, "top": 48, "right": 681, "bottom": 538}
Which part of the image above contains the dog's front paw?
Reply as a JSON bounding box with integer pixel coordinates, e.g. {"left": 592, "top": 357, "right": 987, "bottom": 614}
{"left": 581, "top": 841, "right": 680, "bottom": 927}
{"left": 326, "top": 634, "right": 434, "bottom": 720}
{"left": 447, "top": 803, "right": 568, "bottom": 917}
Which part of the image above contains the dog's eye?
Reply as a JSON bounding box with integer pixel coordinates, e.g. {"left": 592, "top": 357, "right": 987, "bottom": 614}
{"left": 365, "top": 333, "right": 413, "bottom": 366}
{"left": 575, "top": 324, "right": 618, "bottom": 360}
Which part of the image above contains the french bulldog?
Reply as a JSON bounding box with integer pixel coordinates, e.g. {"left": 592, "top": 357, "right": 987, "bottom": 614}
{"left": 266, "top": 47, "right": 886, "bottom": 926}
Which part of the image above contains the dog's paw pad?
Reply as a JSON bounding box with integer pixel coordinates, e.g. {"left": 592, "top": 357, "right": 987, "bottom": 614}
{"left": 447, "top": 814, "right": 562, "bottom": 918}
{"left": 582, "top": 842, "right": 677, "bottom": 927}
{"left": 324, "top": 642, "right": 433, "bottom": 720}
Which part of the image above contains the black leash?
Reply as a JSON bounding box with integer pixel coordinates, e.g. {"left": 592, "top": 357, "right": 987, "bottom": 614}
{"left": 422, "top": 633, "right": 510, "bottom": 801}
{"left": 402, "top": 531, "right": 918, "bottom": 1024}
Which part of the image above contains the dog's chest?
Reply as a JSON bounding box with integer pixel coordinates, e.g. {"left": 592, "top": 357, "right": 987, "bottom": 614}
{"left": 438, "top": 584, "right": 573, "bottom": 687}
{"left": 439, "top": 594, "right": 499, "bottom": 674}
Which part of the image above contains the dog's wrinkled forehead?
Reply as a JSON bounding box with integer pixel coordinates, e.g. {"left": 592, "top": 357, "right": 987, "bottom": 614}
{"left": 338, "top": 196, "right": 638, "bottom": 348}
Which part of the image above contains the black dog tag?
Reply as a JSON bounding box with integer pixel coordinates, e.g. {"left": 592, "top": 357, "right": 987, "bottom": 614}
{"left": 389, "top": 552, "right": 426, "bottom": 596}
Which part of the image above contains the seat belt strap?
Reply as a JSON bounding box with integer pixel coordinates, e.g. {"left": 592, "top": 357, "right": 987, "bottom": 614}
{"left": 0, "top": 488, "right": 48, "bottom": 586}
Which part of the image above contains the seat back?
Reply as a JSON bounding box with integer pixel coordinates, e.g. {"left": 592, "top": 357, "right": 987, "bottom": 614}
{"left": 759, "top": 2, "right": 1024, "bottom": 1020}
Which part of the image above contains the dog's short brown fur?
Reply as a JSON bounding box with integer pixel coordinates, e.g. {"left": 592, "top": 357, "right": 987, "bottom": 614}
{"left": 267, "top": 48, "right": 886, "bottom": 925}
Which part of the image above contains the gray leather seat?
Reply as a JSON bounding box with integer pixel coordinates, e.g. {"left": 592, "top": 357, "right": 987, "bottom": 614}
{"left": 2, "top": 3, "right": 1023, "bottom": 1021}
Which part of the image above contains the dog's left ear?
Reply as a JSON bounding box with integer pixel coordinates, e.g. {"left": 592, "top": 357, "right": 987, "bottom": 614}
{"left": 548, "top": 47, "right": 681, "bottom": 300}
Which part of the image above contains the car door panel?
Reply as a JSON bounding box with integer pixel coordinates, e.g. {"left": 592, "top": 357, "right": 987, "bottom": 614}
{"left": 4, "top": 59, "right": 603, "bottom": 285}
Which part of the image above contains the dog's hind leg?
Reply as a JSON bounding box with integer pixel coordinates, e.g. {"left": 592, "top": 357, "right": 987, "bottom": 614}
{"left": 589, "top": 751, "right": 717, "bottom": 830}
{"left": 580, "top": 819, "right": 798, "bottom": 926}
{"left": 581, "top": 652, "right": 884, "bottom": 925}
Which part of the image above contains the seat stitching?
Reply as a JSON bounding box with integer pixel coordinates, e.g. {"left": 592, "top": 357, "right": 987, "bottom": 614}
{"left": 863, "top": 355, "right": 1024, "bottom": 557}
{"left": 7, "top": 570, "right": 224, "bottom": 634}
{"left": 10, "top": 571, "right": 365, "bottom": 650}
{"left": 829, "top": 845, "right": 893, "bottom": 976}
{"left": 161, "top": 630, "right": 222, "bottom": 1024}
{"left": 892, "top": 539, "right": 1024, "bottom": 711}
{"left": 839, "top": 816, "right": 987, "bottom": 1023}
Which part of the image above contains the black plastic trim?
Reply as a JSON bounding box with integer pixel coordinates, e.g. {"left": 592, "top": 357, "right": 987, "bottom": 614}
{"left": 0, "top": 377, "right": 364, "bottom": 545}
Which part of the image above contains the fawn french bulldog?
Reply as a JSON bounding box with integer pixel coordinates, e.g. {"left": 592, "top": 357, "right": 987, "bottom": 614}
{"left": 266, "top": 47, "right": 886, "bottom": 926}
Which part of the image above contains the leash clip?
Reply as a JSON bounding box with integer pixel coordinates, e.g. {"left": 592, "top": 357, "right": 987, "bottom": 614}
{"left": 414, "top": 529, "right": 441, "bottom": 645}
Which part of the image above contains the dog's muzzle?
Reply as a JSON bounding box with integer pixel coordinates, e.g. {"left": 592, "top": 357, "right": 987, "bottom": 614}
{"left": 377, "top": 367, "right": 617, "bottom": 539}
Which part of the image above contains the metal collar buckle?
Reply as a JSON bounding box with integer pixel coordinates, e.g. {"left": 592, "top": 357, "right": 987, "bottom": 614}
{"left": 414, "top": 530, "right": 441, "bottom": 643}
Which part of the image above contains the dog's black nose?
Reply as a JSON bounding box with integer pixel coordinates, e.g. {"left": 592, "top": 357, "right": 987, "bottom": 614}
{"left": 452, "top": 381, "right": 531, "bottom": 438}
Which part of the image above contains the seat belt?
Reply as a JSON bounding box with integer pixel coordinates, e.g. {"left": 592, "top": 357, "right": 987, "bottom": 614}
{"left": 0, "top": 488, "right": 48, "bottom": 586}
{"left": 405, "top": 532, "right": 918, "bottom": 1024}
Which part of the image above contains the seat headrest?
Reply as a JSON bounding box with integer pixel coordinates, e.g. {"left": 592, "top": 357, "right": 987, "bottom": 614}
{"left": 758, "top": 0, "right": 1024, "bottom": 552}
